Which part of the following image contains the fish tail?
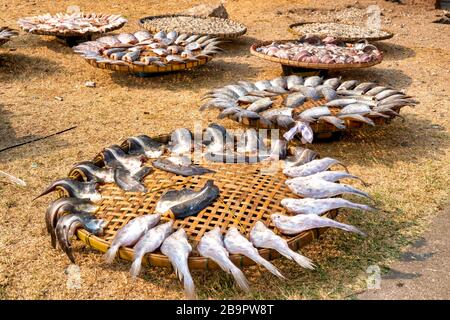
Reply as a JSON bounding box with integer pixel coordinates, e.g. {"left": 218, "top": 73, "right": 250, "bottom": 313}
{"left": 183, "top": 272, "right": 197, "bottom": 300}
{"left": 104, "top": 244, "right": 119, "bottom": 264}
{"left": 130, "top": 256, "right": 143, "bottom": 278}
{"left": 326, "top": 218, "right": 367, "bottom": 237}
{"left": 255, "top": 256, "right": 285, "bottom": 279}
{"left": 291, "top": 252, "right": 315, "bottom": 270}
{"left": 345, "top": 185, "right": 372, "bottom": 199}
{"left": 230, "top": 265, "right": 250, "bottom": 292}
{"left": 335, "top": 161, "right": 349, "bottom": 173}
{"left": 33, "top": 182, "right": 58, "bottom": 201}
{"left": 348, "top": 201, "right": 377, "bottom": 212}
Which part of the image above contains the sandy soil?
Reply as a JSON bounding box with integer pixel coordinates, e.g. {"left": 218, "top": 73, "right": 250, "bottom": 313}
{"left": 0, "top": 0, "right": 449, "bottom": 299}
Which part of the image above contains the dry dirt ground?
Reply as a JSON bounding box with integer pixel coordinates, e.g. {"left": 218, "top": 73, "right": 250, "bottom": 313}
{"left": 0, "top": 0, "right": 449, "bottom": 300}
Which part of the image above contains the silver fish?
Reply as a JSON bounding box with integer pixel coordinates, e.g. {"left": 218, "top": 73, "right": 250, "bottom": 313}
{"left": 152, "top": 158, "right": 215, "bottom": 177}
{"left": 266, "top": 114, "right": 295, "bottom": 129}
{"left": 254, "top": 80, "right": 272, "bottom": 91}
{"left": 283, "top": 157, "right": 347, "bottom": 177}
{"left": 247, "top": 97, "right": 273, "bottom": 112}
{"left": 260, "top": 107, "right": 293, "bottom": 118}
{"left": 288, "top": 170, "right": 367, "bottom": 185}
{"left": 290, "top": 85, "right": 321, "bottom": 100}
{"left": 103, "top": 145, "right": 145, "bottom": 176}
{"left": 225, "top": 84, "right": 248, "bottom": 97}
{"left": 237, "top": 81, "right": 258, "bottom": 92}
{"left": 130, "top": 220, "right": 174, "bottom": 278}
{"left": 154, "top": 30, "right": 167, "bottom": 41}
{"left": 285, "top": 92, "right": 306, "bottom": 108}
{"left": 104, "top": 214, "right": 161, "bottom": 263}
{"left": 203, "top": 123, "right": 234, "bottom": 153}
{"left": 286, "top": 75, "right": 304, "bottom": 89}
{"left": 198, "top": 227, "right": 250, "bottom": 292}
{"left": 365, "top": 86, "right": 388, "bottom": 96}
{"left": 318, "top": 116, "right": 346, "bottom": 129}
{"left": 113, "top": 166, "right": 151, "bottom": 192}
{"left": 325, "top": 98, "right": 358, "bottom": 107}
{"left": 70, "top": 161, "right": 114, "bottom": 183}
{"left": 34, "top": 179, "right": 101, "bottom": 202}
{"left": 285, "top": 177, "right": 371, "bottom": 199}
{"left": 46, "top": 197, "right": 98, "bottom": 248}
{"left": 281, "top": 197, "right": 375, "bottom": 215}
{"left": 323, "top": 77, "right": 341, "bottom": 89}
{"left": 338, "top": 103, "right": 372, "bottom": 116}
{"left": 56, "top": 213, "right": 106, "bottom": 263}
{"left": 166, "top": 30, "right": 179, "bottom": 40}
{"left": 160, "top": 229, "right": 196, "bottom": 299}
{"left": 270, "top": 76, "right": 287, "bottom": 89}
{"left": 353, "top": 82, "right": 377, "bottom": 94}
{"left": 117, "top": 33, "right": 138, "bottom": 44}
{"left": 155, "top": 180, "right": 220, "bottom": 218}
{"left": 337, "top": 80, "right": 359, "bottom": 91}
{"left": 265, "top": 86, "right": 288, "bottom": 94}
{"left": 134, "top": 30, "right": 152, "bottom": 42}
{"left": 169, "top": 128, "right": 192, "bottom": 155}
{"left": 320, "top": 86, "right": 338, "bottom": 101}
{"left": 271, "top": 213, "right": 366, "bottom": 236}
{"left": 200, "top": 98, "right": 238, "bottom": 111}
{"left": 299, "top": 106, "right": 331, "bottom": 122}
{"left": 238, "top": 95, "right": 261, "bottom": 104}
{"left": 284, "top": 147, "right": 318, "bottom": 167}
{"left": 375, "top": 89, "right": 402, "bottom": 101}
{"left": 236, "top": 129, "right": 265, "bottom": 154}
{"left": 249, "top": 221, "right": 314, "bottom": 269}
{"left": 224, "top": 227, "right": 284, "bottom": 279}
{"left": 126, "top": 135, "right": 165, "bottom": 158}
{"left": 339, "top": 114, "right": 375, "bottom": 126}
{"left": 304, "top": 76, "right": 322, "bottom": 87}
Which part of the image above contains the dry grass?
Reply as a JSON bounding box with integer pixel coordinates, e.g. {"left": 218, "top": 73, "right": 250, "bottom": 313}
{"left": 0, "top": 0, "right": 449, "bottom": 300}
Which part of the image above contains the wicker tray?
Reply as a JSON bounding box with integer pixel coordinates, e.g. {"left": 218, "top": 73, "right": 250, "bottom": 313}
{"left": 250, "top": 40, "right": 383, "bottom": 70}
{"left": 84, "top": 56, "right": 213, "bottom": 74}
{"left": 0, "top": 27, "right": 18, "bottom": 46}
{"left": 200, "top": 75, "right": 416, "bottom": 140}
{"left": 288, "top": 22, "right": 394, "bottom": 43}
{"left": 139, "top": 14, "right": 247, "bottom": 39}
{"left": 61, "top": 134, "right": 339, "bottom": 270}
{"left": 17, "top": 13, "right": 127, "bottom": 38}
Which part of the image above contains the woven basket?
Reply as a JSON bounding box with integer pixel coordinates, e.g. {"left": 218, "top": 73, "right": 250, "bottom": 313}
{"left": 250, "top": 40, "right": 383, "bottom": 70}
{"left": 18, "top": 13, "right": 127, "bottom": 38}
{"left": 61, "top": 134, "right": 340, "bottom": 270}
{"left": 84, "top": 56, "right": 212, "bottom": 74}
{"left": 288, "top": 22, "right": 394, "bottom": 43}
{"left": 138, "top": 14, "right": 247, "bottom": 39}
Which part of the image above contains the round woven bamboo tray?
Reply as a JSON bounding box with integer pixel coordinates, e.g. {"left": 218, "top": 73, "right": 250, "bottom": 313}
{"left": 0, "top": 27, "right": 18, "bottom": 46}
{"left": 250, "top": 40, "right": 383, "bottom": 70}
{"left": 234, "top": 99, "right": 397, "bottom": 139}
{"left": 17, "top": 13, "right": 127, "bottom": 38}
{"left": 288, "top": 22, "right": 394, "bottom": 43}
{"left": 138, "top": 14, "right": 247, "bottom": 39}
{"left": 84, "top": 56, "right": 213, "bottom": 74}
{"left": 62, "top": 134, "right": 338, "bottom": 270}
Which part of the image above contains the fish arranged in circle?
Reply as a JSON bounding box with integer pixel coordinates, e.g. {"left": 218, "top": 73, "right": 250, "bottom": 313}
{"left": 200, "top": 74, "right": 418, "bottom": 143}
{"left": 73, "top": 30, "right": 223, "bottom": 68}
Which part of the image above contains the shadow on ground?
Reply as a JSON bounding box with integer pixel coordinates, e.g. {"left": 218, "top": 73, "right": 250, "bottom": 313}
{"left": 0, "top": 52, "right": 60, "bottom": 79}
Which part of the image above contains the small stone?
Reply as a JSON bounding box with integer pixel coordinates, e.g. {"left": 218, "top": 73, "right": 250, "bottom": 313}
{"left": 182, "top": 3, "right": 229, "bottom": 19}
{"left": 54, "top": 96, "right": 63, "bottom": 101}
{"left": 31, "top": 163, "right": 39, "bottom": 168}
{"left": 85, "top": 81, "right": 96, "bottom": 88}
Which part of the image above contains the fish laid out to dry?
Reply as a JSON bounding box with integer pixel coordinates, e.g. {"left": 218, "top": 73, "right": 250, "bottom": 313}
{"left": 140, "top": 15, "right": 246, "bottom": 37}
{"left": 18, "top": 13, "right": 127, "bottom": 35}
{"left": 45, "top": 197, "right": 99, "bottom": 249}
{"left": 249, "top": 221, "right": 315, "bottom": 270}
{"left": 126, "top": 135, "right": 165, "bottom": 158}
{"left": 198, "top": 227, "right": 250, "bottom": 292}
{"left": 69, "top": 161, "right": 114, "bottom": 183}
{"left": 285, "top": 146, "right": 319, "bottom": 167}
{"left": 152, "top": 158, "right": 215, "bottom": 177}
{"left": 0, "top": 27, "right": 18, "bottom": 45}
{"left": 104, "top": 214, "right": 161, "bottom": 263}
{"left": 160, "top": 229, "right": 196, "bottom": 299}
{"left": 130, "top": 220, "right": 174, "bottom": 278}
{"left": 56, "top": 213, "right": 106, "bottom": 263}
{"left": 281, "top": 198, "right": 375, "bottom": 216}
{"left": 271, "top": 213, "right": 366, "bottom": 236}
{"left": 286, "top": 177, "right": 371, "bottom": 199}
{"left": 291, "top": 22, "right": 392, "bottom": 40}
{"left": 283, "top": 157, "right": 347, "bottom": 178}
{"left": 34, "top": 178, "right": 102, "bottom": 202}
{"left": 200, "top": 75, "right": 417, "bottom": 141}
{"left": 155, "top": 180, "right": 220, "bottom": 218}
{"left": 169, "top": 128, "right": 193, "bottom": 155}
{"left": 224, "top": 227, "right": 284, "bottom": 279}
{"left": 256, "top": 35, "right": 382, "bottom": 64}
{"left": 286, "top": 170, "right": 367, "bottom": 186}
{"left": 73, "top": 30, "right": 223, "bottom": 68}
